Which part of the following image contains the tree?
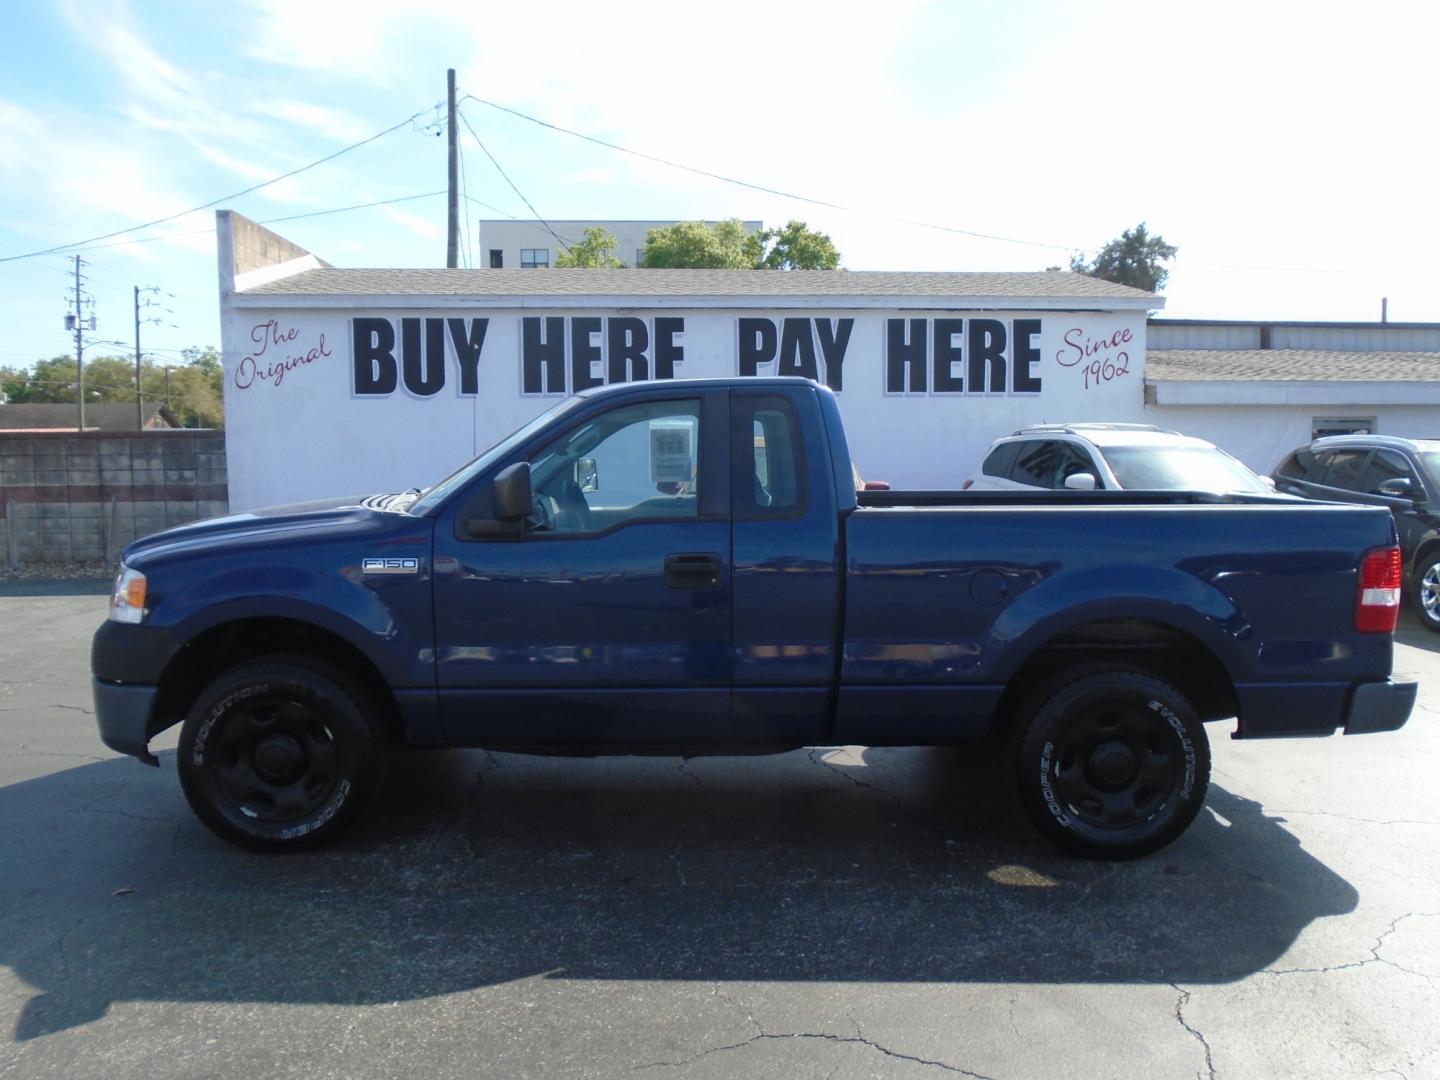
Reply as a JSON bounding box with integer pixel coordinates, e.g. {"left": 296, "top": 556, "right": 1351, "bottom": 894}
{"left": 0, "top": 347, "right": 225, "bottom": 427}
{"left": 1069, "top": 222, "right": 1177, "bottom": 292}
{"left": 555, "top": 226, "right": 626, "bottom": 268}
{"left": 641, "top": 219, "right": 763, "bottom": 269}
{"left": 758, "top": 220, "right": 841, "bottom": 270}
{"left": 641, "top": 218, "right": 842, "bottom": 270}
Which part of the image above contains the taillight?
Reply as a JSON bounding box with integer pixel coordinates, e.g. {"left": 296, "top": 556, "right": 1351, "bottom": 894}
{"left": 1355, "top": 545, "right": 1402, "bottom": 633}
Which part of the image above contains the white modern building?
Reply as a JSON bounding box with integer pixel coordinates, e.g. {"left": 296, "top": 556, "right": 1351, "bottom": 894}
{"left": 216, "top": 211, "right": 1440, "bottom": 510}
{"left": 476, "top": 219, "right": 763, "bottom": 270}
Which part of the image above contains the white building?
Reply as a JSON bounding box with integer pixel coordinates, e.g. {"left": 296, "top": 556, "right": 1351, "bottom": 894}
{"left": 215, "top": 211, "right": 1440, "bottom": 509}
{"left": 476, "top": 219, "right": 763, "bottom": 270}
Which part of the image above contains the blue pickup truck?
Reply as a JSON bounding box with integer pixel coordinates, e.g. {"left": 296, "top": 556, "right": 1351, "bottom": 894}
{"left": 92, "top": 378, "right": 1415, "bottom": 858}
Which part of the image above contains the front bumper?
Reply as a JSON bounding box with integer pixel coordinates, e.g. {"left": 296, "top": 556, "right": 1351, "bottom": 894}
{"left": 92, "top": 677, "right": 161, "bottom": 766}
{"left": 1344, "top": 678, "right": 1417, "bottom": 735}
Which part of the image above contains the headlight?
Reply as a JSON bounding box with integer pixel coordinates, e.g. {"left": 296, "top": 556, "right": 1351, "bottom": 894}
{"left": 109, "top": 565, "right": 148, "bottom": 624}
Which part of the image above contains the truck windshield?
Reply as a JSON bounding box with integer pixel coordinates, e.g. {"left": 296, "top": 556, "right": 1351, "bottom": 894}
{"left": 1102, "top": 446, "right": 1271, "bottom": 493}
{"left": 407, "top": 397, "right": 587, "bottom": 516}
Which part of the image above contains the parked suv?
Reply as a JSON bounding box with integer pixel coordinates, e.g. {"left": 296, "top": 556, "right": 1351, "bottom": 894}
{"left": 966, "top": 423, "right": 1272, "bottom": 495}
{"left": 1273, "top": 434, "right": 1440, "bottom": 630}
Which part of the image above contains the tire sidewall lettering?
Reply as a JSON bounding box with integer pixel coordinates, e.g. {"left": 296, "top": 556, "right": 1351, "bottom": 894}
{"left": 1038, "top": 740, "right": 1072, "bottom": 827}
{"left": 1147, "top": 698, "right": 1197, "bottom": 800}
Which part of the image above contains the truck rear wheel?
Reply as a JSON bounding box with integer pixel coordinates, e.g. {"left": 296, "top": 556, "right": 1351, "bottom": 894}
{"left": 177, "top": 658, "right": 382, "bottom": 851}
{"left": 1013, "top": 669, "right": 1210, "bottom": 859}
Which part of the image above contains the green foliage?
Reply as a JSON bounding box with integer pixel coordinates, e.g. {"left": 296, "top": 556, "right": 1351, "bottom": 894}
{"left": 0, "top": 347, "right": 225, "bottom": 427}
{"left": 641, "top": 218, "right": 842, "bottom": 270}
{"left": 1069, "top": 222, "right": 1178, "bottom": 293}
{"left": 758, "top": 220, "right": 841, "bottom": 270}
{"left": 641, "top": 219, "right": 764, "bottom": 269}
{"left": 554, "top": 227, "right": 626, "bottom": 268}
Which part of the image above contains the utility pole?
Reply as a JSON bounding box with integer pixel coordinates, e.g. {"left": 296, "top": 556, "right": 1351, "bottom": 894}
{"left": 134, "top": 286, "right": 143, "bottom": 431}
{"left": 447, "top": 67, "right": 459, "bottom": 269}
{"left": 133, "top": 285, "right": 161, "bottom": 430}
{"left": 71, "top": 255, "right": 87, "bottom": 431}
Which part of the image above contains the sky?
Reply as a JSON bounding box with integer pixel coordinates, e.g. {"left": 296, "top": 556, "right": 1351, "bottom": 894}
{"left": 2, "top": 0, "right": 1439, "bottom": 374}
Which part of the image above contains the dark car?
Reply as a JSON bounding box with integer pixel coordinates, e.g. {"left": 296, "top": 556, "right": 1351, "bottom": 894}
{"left": 1274, "top": 434, "right": 1440, "bottom": 630}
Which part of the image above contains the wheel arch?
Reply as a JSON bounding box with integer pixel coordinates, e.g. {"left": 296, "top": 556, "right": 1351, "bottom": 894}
{"left": 149, "top": 616, "right": 404, "bottom": 744}
{"left": 990, "top": 616, "right": 1239, "bottom": 742}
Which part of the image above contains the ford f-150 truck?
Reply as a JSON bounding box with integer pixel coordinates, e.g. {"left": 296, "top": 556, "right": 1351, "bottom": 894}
{"left": 92, "top": 378, "right": 1416, "bottom": 858}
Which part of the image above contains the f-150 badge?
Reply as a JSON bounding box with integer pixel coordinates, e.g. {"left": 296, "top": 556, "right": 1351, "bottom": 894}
{"left": 362, "top": 557, "right": 419, "bottom": 574}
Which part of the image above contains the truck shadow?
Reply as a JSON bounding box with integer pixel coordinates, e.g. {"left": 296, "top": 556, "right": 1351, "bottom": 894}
{"left": 3, "top": 743, "right": 1357, "bottom": 1040}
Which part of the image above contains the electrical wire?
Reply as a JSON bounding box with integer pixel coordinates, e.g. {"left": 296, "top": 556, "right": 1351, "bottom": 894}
{"left": 460, "top": 92, "right": 1078, "bottom": 254}
{"left": 0, "top": 101, "right": 446, "bottom": 264}
{"left": 462, "top": 194, "right": 519, "bottom": 219}
{"left": 10, "top": 191, "right": 449, "bottom": 259}
{"left": 457, "top": 134, "right": 474, "bottom": 268}
{"left": 456, "top": 106, "right": 569, "bottom": 254}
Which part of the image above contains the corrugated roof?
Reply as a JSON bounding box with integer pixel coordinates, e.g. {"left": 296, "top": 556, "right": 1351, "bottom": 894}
{"left": 238, "top": 267, "right": 1154, "bottom": 300}
{"left": 1147, "top": 349, "right": 1440, "bottom": 382}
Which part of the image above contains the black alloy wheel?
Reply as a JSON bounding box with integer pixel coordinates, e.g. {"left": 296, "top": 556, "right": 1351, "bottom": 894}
{"left": 178, "top": 658, "right": 382, "bottom": 851}
{"left": 1014, "top": 669, "right": 1210, "bottom": 859}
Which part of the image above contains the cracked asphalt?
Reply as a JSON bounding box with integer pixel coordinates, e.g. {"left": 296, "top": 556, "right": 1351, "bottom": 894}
{"left": 1, "top": 584, "right": 1438, "bottom": 1079}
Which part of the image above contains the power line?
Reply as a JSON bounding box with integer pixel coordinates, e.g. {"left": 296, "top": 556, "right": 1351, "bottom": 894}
{"left": 0, "top": 101, "right": 446, "bottom": 265}
{"left": 11, "top": 191, "right": 450, "bottom": 259}
{"left": 462, "top": 194, "right": 519, "bottom": 219}
{"left": 459, "top": 92, "right": 1078, "bottom": 254}
{"left": 457, "top": 132, "right": 474, "bottom": 268}
{"left": 456, "top": 106, "right": 569, "bottom": 254}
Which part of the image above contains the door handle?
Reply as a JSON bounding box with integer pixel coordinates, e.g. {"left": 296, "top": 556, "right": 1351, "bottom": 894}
{"left": 665, "top": 553, "right": 723, "bottom": 590}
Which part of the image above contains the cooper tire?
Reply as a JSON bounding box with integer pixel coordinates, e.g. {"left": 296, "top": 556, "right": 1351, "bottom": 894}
{"left": 1014, "top": 669, "right": 1210, "bottom": 860}
{"left": 177, "top": 657, "right": 382, "bottom": 851}
{"left": 1411, "top": 555, "right": 1440, "bottom": 632}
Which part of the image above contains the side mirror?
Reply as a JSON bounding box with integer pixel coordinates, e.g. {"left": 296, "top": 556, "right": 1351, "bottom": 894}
{"left": 1063, "top": 472, "right": 1098, "bottom": 491}
{"left": 575, "top": 457, "right": 598, "bottom": 493}
{"left": 1376, "top": 477, "right": 1417, "bottom": 500}
{"left": 492, "top": 461, "right": 533, "bottom": 520}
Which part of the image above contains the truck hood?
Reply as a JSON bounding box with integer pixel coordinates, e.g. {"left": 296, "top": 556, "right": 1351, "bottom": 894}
{"left": 121, "top": 494, "right": 396, "bottom": 565}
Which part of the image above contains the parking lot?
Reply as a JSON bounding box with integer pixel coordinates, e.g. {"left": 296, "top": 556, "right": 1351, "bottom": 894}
{"left": 1, "top": 583, "right": 1437, "bottom": 1079}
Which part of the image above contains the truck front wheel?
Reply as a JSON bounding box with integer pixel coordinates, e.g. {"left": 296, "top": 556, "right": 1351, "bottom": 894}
{"left": 177, "top": 658, "right": 382, "bottom": 851}
{"left": 1013, "top": 670, "right": 1210, "bottom": 859}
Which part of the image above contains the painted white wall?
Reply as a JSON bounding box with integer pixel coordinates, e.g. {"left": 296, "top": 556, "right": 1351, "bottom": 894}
{"left": 219, "top": 304, "right": 1149, "bottom": 509}
{"left": 1147, "top": 403, "right": 1440, "bottom": 476}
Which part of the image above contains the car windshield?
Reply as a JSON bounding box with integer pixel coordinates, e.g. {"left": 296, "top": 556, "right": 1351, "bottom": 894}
{"left": 1101, "top": 445, "right": 1271, "bottom": 493}
{"left": 407, "top": 396, "right": 587, "bottom": 516}
{"left": 1418, "top": 452, "right": 1440, "bottom": 491}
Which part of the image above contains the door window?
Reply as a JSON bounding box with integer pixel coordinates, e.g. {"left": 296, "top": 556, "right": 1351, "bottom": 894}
{"left": 1363, "top": 450, "right": 1415, "bottom": 494}
{"left": 733, "top": 395, "right": 805, "bottom": 516}
{"left": 1010, "top": 441, "right": 1063, "bottom": 488}
{"left": 982, "top": 442, "right": 1021, "bottom": 478}
{"left": 528, "top": 399, "right": 702, "bottom": 534}
{"left": 1055, "top": 444, "right": 1102, "bottom": 488}
{"left": 1320, "top": 450, "right": 1371, "bottom": 491}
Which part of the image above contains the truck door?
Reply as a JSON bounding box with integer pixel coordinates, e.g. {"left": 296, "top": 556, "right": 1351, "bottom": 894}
{"left": 729, "top": 387, "right": 843, "bottom": 743}
{"left": 432, "top": 389, "right": 733, "bottom": 747}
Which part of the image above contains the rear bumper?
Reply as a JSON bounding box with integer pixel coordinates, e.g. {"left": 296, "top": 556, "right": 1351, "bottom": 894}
{"left": 92, "top": 677, "right": 161, "bottom": 766}
{"left": 1233, "top": 678, "right": 1416, "bottom": 738}
{"left": 1344, "top": 678, "right": 1417, "bottom": 735}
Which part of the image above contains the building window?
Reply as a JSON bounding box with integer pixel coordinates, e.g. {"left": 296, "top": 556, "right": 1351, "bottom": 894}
{"left": 489, "top": 249, "right": 503, "bottom": 268}
{"left": 1312, "top": 416, "right": 1376, "bottom": 438}
{"left": 521, "top": 248, "right": 549, "bottom": 269}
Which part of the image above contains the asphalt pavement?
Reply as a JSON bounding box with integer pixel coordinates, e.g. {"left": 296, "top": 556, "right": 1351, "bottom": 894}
{"left": 0, "top": 585, "right": 1437, "bottom": 1079}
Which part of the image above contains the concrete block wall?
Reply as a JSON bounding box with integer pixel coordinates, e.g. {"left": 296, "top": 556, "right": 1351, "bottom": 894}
{"left": 0, "top": 431, "right": 227, "bottom": 567}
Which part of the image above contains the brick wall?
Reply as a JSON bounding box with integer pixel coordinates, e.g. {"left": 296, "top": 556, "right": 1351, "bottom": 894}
{"left": 0, "top": 430, "right": 227, "bottom": 567}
